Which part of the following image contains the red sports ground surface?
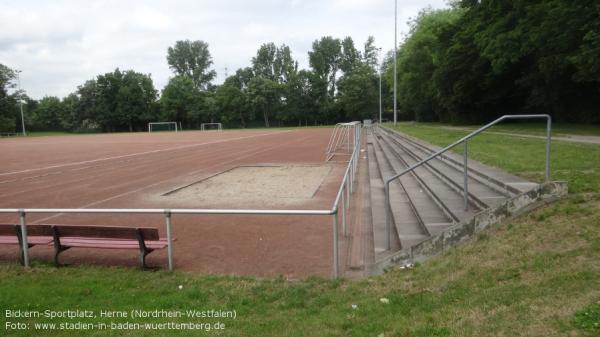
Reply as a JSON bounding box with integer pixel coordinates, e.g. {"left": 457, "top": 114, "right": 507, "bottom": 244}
{"left": 0, "top": 128, "right": 348, "bottom": 278}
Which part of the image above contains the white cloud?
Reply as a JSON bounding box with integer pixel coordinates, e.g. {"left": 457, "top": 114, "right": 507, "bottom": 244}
{"left": 0, "top": 0, "right": 448, "bottom": 98}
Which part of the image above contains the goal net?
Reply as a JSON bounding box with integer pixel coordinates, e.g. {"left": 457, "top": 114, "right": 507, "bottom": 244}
{"left": 200, "top": 123, "right": 223, "bottom": 132}
{"left": 148, "top": 122, "right": 179, "bottom": 133}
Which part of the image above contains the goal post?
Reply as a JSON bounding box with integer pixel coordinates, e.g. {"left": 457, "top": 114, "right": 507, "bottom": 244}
{"left": 148, "top": 122, "right": 179, "bottom": 133}
{"left": 200, "top": 123, "right": 223, "bottom": 132}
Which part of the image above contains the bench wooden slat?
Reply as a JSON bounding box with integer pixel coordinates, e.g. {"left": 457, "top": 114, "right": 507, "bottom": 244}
{"left": 0, "top": 237, "right": 19, "bottom": 244}
{"left": 0, "top": 236, "right": 53, "bottom": 245}
{"left": 0, "top": 224, "right": 17, "bottom": 236}
{"left": 0, "top": 223, "right": 54, "bottom": 236}
{"left": 57, "top": 238, "right": 168, "bottom": 250}
{"left": 53, "top": 225, "right": 160, "bottom": 240}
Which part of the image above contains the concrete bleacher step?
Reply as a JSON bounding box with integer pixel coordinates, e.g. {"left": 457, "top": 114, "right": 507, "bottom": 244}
{"left": 370, "top": 135, "right": 435, "bottom": 249}
{"left": 369, "top": 134, "right": 425, "bottom": 251}
{"left": 379, "top": 130, "right": 508, "bottom": 212}
{"left": 380, "top": 127, "right": 539, "bottom": 195}
{"left": 365, "top": 125, "right": 540, "bottom": 259}
{"left": 375, "top": 134, "right": 456, "bottom": 235}
{"left": 366, "top": 138, "right": 400, "bottom": 255}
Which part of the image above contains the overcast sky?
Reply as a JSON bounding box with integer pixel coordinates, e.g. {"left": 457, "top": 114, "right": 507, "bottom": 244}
{"left": 0, "top": 0, "right": 448, "bottom": 99}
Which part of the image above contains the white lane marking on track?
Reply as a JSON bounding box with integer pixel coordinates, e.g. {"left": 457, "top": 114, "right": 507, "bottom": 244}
{"left": 0, "top": 131, "right": 294, "bottom": 177}
{"left": 31, "top": 134, "right": 312, "bottom": 223}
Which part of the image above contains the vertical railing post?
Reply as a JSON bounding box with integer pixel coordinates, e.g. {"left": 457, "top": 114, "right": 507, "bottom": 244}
{"left": 164, "top": 210, "right": 173, "bottom": 271}
{"left": 384, "top": 182, "right": 391, "bottom": 250}
{"left": 347, "top": 127, "right": 350, "bottom": 152}
{"left": 545, "top": 116, "right": 552, "bottom": 181}
{"left": 352, "top": 125, "right": 356, "bottom": 154}
{"left": 19, "top": 210, "right": 29, "bottom": 268}
{"left": 463, "top": 141, "right": 469, "bottom": 211}
{"left": 332, "top": 212, "right": 339, "bottom": 279}
{"left": 350, "top": 157, "right": 354, "bottom": 194}
{"left": 346, "top": 177, "right": 350, "bottom": 210}
{"left": 341, "top": 183, "right": 347, "bottom": 236}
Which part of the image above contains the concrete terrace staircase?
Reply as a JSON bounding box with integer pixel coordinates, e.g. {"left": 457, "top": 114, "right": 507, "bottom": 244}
{"left": 356, "top": 125, "right": 541, "bottom": 275}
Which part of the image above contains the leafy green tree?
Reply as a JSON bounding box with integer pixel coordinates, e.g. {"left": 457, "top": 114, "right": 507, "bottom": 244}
{"left": 436, "top": 0, "right": 600, "bottom": 123}
{"left": 215, "top": 68, "right": 255, "bottom": 127}
{"left": 362, "top": 36, "right": 379, "bottom": 70}
{"left": 0, "top": 64, "right": 17, "bottom": 132}
{"left": 60, "top": 93, "right": 79, "bottom": 130}
{"left": 252, "top": 43, "right": 278, "bottom": 81}
{"left": 340, "top": 37, "right": 361, "bottom": 73}
{"left": 337, "top": 64, "right": 379, "bottom": 121}
{"left": 29, "top": 96, "right": 63, "bottom": 130}
{"left": 167, "top": 40, "right": 216, "bottom": 90}
{"left": 116, "top": 70, "right": 158, "bottom": 131}
{"left": 74, "top": 69, "right": 157, "bottom": 132}
{"left": 392, "top": 8, "right": 461, "bottom": 121}
{"left": 75, "top": 79, "right": 103, "bottom": 132}
{"left": 160, "top": 75, "right": 204, "bottom": 128}
{"left": 274, "top": 45, "right": 298, "bottom": 83}
{"left": 248, "top": 76, "right": 280, "bottom": 127}
{"left": 309, "top": 36, "right": 342, "bottom": 99}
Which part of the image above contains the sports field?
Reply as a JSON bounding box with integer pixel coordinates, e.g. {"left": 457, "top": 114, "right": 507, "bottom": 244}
{"left": 0, "top": 129, "right": 348, "bottom": 278}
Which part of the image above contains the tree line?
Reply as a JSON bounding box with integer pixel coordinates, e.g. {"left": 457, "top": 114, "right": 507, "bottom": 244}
{"left": 391, "top": 0, "right": 600, "bottom": 124}
{"left": 0, "top": 36, "right": 381, "bottom": 133}
{"left": 1, "top": 0, "right": 598, "bottom": 134}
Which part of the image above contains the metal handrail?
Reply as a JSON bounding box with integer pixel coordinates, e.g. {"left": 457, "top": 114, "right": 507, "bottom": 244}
{"left": 383, "top": 114, "right": 551, "bottom": 250}
{"left": 0, "top": 124, "right": 364, "bottom": 279}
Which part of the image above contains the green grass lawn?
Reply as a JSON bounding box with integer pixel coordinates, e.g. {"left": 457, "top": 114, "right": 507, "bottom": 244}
{"left": 484, "top": 122, "right": 600, "bottom": 137}
{"left": 1, "top": 124, "right": 599, "bottom": 336}
{"left": 386, "top": 122, "right": 600, "bottom": 194}
{"left": 411, "top": 121, "right": 600, "bottom": 137}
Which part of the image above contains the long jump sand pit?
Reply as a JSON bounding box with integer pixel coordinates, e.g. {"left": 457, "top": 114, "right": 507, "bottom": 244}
{"left": 0, "top": 128, "right": 347, "bottom": 278}
{"left": 162, "top": 165, "right": 333, "bottom": 208}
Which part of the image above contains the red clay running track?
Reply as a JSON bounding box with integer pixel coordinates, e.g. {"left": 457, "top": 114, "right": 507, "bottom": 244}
{"left": 0, "top": 129, "right": 347, "bottom": 278}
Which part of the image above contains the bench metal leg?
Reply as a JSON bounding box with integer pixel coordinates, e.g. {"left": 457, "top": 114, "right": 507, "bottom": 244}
{"left": 51, "top": 226, "right": 68, "bottom": 267}
{"left": 139, "top": 248, "right": 153, "bottom": 270}
{"left": 53, "top": 246, "right": 69, "bottom": 267}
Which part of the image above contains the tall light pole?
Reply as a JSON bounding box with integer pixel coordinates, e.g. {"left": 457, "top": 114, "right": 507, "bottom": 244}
{"left": 16, "top": 70, "right": 26, "bottom": 136}
{"left": 377, "top": 48, "right": 382, "bottom": 124}
{"left": 393, "top": 0, "right": 398, "bottom": 125}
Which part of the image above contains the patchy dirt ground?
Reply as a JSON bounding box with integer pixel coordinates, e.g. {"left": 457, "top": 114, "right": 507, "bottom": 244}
{"left": 161, "top": 164, "right": 334, "bottom": 208}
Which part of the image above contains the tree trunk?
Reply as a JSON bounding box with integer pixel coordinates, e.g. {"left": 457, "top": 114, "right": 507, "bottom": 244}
{"left": 239, "top": 111, "right": 246, "bottom": 128}
{"left": 263, "top": 110, "right": 270, "bottom": 128}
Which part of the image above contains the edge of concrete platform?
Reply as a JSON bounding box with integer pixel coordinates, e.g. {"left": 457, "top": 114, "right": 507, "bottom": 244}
{"left": 371, "top": 181, "right": 568, "bottom": 275}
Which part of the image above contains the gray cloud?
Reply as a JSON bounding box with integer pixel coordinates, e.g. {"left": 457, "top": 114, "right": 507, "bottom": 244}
{"left": 0, "top": 0, "right": 448, "bottom": 99}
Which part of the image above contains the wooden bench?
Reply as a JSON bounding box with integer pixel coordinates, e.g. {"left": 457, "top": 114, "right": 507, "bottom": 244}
{"left": 0, "top": 224, "right": 54, "bottom": 264}
{"left": 51, "top": 225, "right": 169, "bottom": 269}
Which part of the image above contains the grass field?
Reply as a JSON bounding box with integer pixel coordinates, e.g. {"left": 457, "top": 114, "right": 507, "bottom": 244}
{"left": 407, "top": 121, "right": 600, "bottom": 137}
{"left": 1, "top": 124, "right": 599, "bottom": 336}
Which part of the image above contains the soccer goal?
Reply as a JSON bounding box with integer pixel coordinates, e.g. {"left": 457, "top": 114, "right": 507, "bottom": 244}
{"left": 200, "top": 123, "right": 223, "bottom": 132}
{"left": 148, "top": 122, "right": 179, "bottom": 133}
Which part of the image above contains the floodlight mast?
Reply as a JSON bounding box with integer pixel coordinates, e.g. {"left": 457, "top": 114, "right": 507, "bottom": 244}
{"left": 393, "top": 0, "right": 397, "bottom": 125}
{"left": 16, "top": 70, "right": 26, "bottom": 136}
{"left": 378, "top": 48, "right": 382, "bottom": 124}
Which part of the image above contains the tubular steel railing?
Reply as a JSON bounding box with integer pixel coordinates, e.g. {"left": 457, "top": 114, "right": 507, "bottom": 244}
{"left": 382, "top": 114, "right": 551, "bottom": 250}
{"left": 0, "top": 124, "right": 364, "bottom": 279}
